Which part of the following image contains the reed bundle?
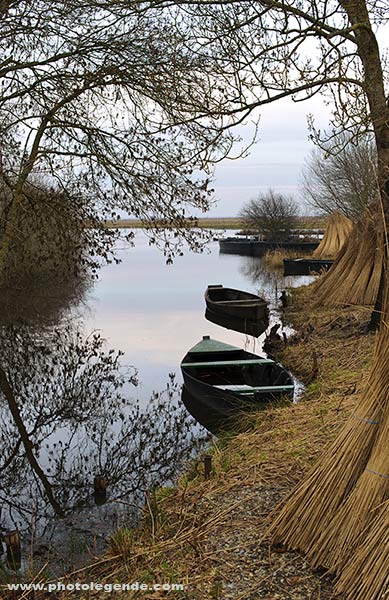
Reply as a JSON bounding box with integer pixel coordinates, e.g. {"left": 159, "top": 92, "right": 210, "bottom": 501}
{"left": 269, "top": 263, "right": 389, "bottom": 600}
{"left": 268, "top": 383, "right": 384, "bottom": 552}
{"left": 311, "top": 424, "right": 389, "bottom": 570}
{"left": 312, "top": 212, "right": 353, "bottom": 259}
{"left": 334, "top": 500, "right": 389, "bottom": 600}
{"left": 313, "top": 209, "right": 383, "bottom": 307}
{"left": 307, "top": 313, "right": 389, "bottom": 572}
{"left": 269, "top": 281, "right": 388, "bottom": 547}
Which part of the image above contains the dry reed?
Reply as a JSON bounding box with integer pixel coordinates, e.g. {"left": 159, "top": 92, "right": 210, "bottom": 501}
{"left": 270, "top": 250, "right": 389, "bottom": 600}
{"left": 5, "top": 293, "right": 375, "bottom": 600}
{"left": 334, "top": 500, "right": 389, "bottom": 600}
{"left": 307, "top": 312, "right": 389, "bottom": 572}
{"left": 268, "top": 286, "right": 388, "bottom": 556}
{"left": 268, "top": 392, "right": 383, "bottom": 551}
{"left": 312, "top": 212, "right": 353, "bottom": 259}
{"left": 313, "top": 208, "right": 383, "bottom": 307}
{"left": 263, "top": 249, "right": 306, "bottom": 269}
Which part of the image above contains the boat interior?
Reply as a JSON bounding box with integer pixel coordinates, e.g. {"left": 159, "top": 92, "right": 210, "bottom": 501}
{"left": 182, "top": 352, "right": 293, "bottom": 390}
{"left": 207, "top": 286, "right": 262, "bottom": 303}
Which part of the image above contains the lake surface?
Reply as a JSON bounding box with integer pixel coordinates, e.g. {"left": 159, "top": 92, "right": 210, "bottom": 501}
{"left": 0, "top": 230, "right": 315, "bottom": 572}
{"left": 83, "top": 231, "right": 313, "bottom": 399}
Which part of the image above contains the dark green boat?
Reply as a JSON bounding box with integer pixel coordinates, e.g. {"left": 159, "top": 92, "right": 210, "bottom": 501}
{"left": 283, "top": 258, "right": 334, "bottom": 276}
{"left": 205, "top": 284, "right": 269, "bottom": 337}
{"left": 181, "top": 336, "right": 294, "bottom": 433}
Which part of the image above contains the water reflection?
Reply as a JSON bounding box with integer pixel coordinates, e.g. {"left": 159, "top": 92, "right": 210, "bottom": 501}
{"left": 239, "top": 256, "right": 314, "bottom": 305}
{"left": 0, "top": 275, "right": 91, "bottom": 326}
{"left": 83, "top": 233, "right": 315, "bottom": 400}
{"left": 0, "top": 322, "right": 206, "bottom": 570}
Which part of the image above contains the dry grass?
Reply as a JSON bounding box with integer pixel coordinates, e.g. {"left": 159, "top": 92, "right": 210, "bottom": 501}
{"left": 262, "top": 249, "right": 311, "bottom": 269}
{"left": 2, "top": 288, "right": 378, "bottom": 600}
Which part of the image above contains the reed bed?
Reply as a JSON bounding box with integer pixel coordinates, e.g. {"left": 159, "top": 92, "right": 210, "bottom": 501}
{"left": 313, "top": 209, "right": 383, "bottom": 307}
{"left": 312, "top": 211, "right": 353, "bottom": 259}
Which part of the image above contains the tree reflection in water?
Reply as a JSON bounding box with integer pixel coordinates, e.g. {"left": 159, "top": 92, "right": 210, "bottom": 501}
{"left": 0, "top": 323, "right": 206, "bottom": 568}
{"left": 239, "top": 256, "right": 285, "bottom": 303}
{"left": 239, "top": 256, "right": 315, "bottom": 305}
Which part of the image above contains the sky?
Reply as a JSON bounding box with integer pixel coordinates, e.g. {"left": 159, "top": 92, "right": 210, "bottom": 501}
{"left": 208, "top": 95, "right": 332, "bottom": 217}
{"left": 208, "top": 18, "right": 389, "bottom": 219}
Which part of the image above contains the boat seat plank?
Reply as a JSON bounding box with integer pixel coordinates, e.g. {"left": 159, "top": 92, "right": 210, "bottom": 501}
{"left": 215, "top": 384, "right": 294, "bottom": 393}
{"left": 216, "top": 299, "right": 265, "bottom": 304}
{"left": 182, "top": 359, "right": 274, "bottom": 368}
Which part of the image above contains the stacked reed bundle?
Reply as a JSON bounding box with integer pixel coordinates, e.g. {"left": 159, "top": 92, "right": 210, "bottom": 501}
{"left": 268, "top": 367, "right": 384, "bottom": 554}
{"left": 312, "top": 212, "right": 353, "bottom": 259}
{"left": 334, "top": 500, "right": 389, "bottom": 600}
{"left": 270, "top": 259, "right": 389, "bottom": 600}
{"left": 313, "top": 208, "right": 383, "bottom": 307}
{"left": 310, "top": 390, "right": 389, "bottom": 573}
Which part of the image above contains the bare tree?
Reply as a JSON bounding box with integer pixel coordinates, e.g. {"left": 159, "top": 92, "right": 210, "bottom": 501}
{"left": 1, "top": 1, "right": 389, "bottom": 305}
{"left": 240, "top": 190, "right": 298, "bottom": 241}
{"left": 0, "top": 2, "right": 254, "bottom": 280}
{"left": 301, "top": 134, "right": 379, "bottom": 219}
{"left": 161, "top": 0, "right": 389, "bottom": 322}
{"left": 0, "top": 322, "right": 205, "bottom": 539}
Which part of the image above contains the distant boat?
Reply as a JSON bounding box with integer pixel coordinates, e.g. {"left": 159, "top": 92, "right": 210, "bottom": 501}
{"left": 219, "top": 237, "right": 320, "bottom": 256}
{"left": 181, "top": 336, "right": 294, "bottom": 433}
{"left": 204, "top": 284, "right": 269, "bottom": 337}
{"left": 283, "top": 258, "right": 334, "bottom": 276}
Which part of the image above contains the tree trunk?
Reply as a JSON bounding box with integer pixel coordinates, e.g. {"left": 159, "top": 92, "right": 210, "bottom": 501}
{"left": 340, "top": 1, "right": 389, "bottom": 327}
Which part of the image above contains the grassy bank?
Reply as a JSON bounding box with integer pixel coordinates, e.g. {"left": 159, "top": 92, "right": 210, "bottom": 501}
{"left": 103, "top": 216, "right": 327, "bottom": 231}
{"left": 3, "top": 287, "right": 376, "bottom": 599}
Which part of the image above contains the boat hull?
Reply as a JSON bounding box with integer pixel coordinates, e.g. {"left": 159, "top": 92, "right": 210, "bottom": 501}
{"left": 219, "top": 238, "right": 319, "bottom": 256}
{"left": 204, "top": 285, "right": 269, "bottom": 337}
{"left": 181, "top": 385, "right": 243, "bottom": 434}
{"left": 283, "top": 258, "right": 334, "bottom": 276}
{"left": 181, "top": 372, "right": 293, "bottom": 434}
{"left": 181, "top": 341, "right": 294, "bottom": 433}
{"left": 205, "top": 307, "right": 268, "bottom": 337}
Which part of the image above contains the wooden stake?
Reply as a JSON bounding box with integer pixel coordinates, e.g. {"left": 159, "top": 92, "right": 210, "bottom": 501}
{"left": 4, "top": 529, "right": 21, "bottom": 570}
{"left": 93, "top": 475, "right": 108, "bottom": 505}
{"left": 204, "top": 455, "right": 212, "bottom": 479}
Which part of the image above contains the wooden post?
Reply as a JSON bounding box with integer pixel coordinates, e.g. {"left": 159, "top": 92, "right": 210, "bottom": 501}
{"left": 204, "top": 455, "right": 212, "bottom": 479}
{"left": 4, "top": 530, "right": 21, "bottom": 570}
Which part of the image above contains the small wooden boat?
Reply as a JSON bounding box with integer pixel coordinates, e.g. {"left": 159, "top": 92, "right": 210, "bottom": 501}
{"left": 181, "top": 336, "right": 294, "bottom": 433}
{"left": 204, "top": 285, "right": 269, "bottom": 337}
{"left": 283, "top": 258, "right": 334, "bottom": 276}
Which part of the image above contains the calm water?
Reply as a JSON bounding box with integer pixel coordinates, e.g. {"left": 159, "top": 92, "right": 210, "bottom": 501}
{"left": 0, "top": 231, "right": 314, "bottom": 572}
{"left": 83, "top": 231, "right": 313, "bottom": 399}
